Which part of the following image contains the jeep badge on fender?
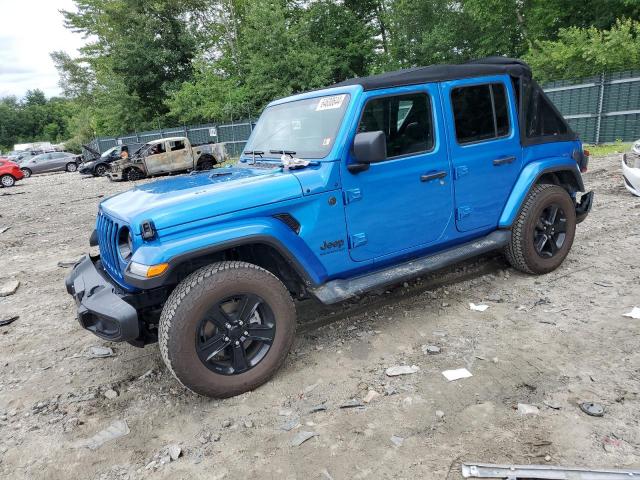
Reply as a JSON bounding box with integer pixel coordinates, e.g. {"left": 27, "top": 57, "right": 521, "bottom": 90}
{"left": 65, "top": 58, "right": 592, "bottom": 398}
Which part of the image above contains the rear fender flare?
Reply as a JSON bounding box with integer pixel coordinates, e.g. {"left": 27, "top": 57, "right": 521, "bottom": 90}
{"left": 499, "top": 159, "right": 583, "bottom": 228}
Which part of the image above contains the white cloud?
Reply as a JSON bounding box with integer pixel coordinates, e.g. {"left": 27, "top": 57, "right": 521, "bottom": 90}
{"left": 0, "top": 0, "right": 86, "bottom": 99}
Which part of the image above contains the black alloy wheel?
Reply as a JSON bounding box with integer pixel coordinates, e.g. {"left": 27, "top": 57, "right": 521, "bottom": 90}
{"left": 533, "top": 203, "right": 567, "bottom": 258}
{"left": 196, "top": 294, "right": 276, "bottom": 375}
{"left": 95, "top": 163, "right": 108, "bottom": 176}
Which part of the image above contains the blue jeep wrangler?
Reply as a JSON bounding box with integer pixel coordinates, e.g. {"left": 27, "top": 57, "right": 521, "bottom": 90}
{"left": 66, "top": 58, "right": 593, "bottom": 397}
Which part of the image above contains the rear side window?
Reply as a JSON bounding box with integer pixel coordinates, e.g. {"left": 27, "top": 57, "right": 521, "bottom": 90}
{"left": 170, "top": 140, "right": 185, "bottom": 151}
{"left": 451, "top": 83, "right": 510, "bottom": 144}
{"left": 358, "top": 93, "right": 434, "bottom": 159}
{"left": 525, "top": 85, "right": 569, "bottom": 138}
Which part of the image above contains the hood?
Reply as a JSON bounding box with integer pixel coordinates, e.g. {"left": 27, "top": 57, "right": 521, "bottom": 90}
{"left": 100, "top": 166, "right": 303, "bottom": 231}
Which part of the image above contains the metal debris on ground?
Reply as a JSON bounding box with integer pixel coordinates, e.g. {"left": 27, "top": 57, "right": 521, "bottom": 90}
{"left": 517, "top": 403, "right": 540, "bottom": 415}
{"left": 461, "top": 462, "right": 640, "bottom": 479}
{"left": 390, "top": 435, "right": 404, "bottom": 447}
{"left": 385, "top": 365, "right": 419, "bottom": 376}
{"left": 623, "top": 307, "right": 640, "bottom": 319}
{"left": 86, "top": 346, "right": 114, "bottom": 358}
{"left": 469, "top": 303, "right": 489, "bottom": 312}
{"left": 0, "top": 280, "right": 20, "bottom": 297}
{"left": 442, "top": 368, "right": 473, "bottom": 381}
{"left": 339, "top": 399, "right": 365, "bottom": 409}
{"left": 0, "top": 315, "right": 19, "bottom": 327}
{"left": 290, "top": 431, "right": 318, "bottom": 447}
{"left": 280, "top": 418, "right": 300, "bottom": 431}
{"left": 307, "top": 404, "right": 327, "bottom": 414}
{"left": 74, "top": 420, "right": 130, "bottom": 450}
{"left": 579, "top": 402, "right": 605, "bottom": 417}
{"left": 0, "top": 226, "right": 10, "bottom": 234}
{"left": 422, "top": 345, "right": 441, "bottom": 355}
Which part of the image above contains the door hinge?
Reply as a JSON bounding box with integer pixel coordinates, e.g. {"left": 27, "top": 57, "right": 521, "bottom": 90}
{"left": 454, "top": 166, "right": 469, "bottom": 179}
{"left": 343, "top": 188, "right": 362, "bottom": 205}
{"left": 349, "top": 233, "right": 367, "bottom": 248}
{"left": 456, "top": 206, "right": 472, "bottom": 220}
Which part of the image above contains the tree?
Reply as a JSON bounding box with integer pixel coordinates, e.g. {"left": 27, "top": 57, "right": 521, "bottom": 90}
{"left": 525, "top": 19, "right": 640, "bottom": 82}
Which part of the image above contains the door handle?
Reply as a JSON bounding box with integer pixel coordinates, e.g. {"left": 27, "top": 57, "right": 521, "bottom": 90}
{"left": 493, "top": 155, "right": 516, "bottom": 166}
{"left": 420, "top": 171, "right": 447, "bottom": 182}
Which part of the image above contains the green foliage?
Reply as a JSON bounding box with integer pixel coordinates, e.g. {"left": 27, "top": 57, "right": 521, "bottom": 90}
{"left": 1, "top": 0, "right": 636, "bottom": 147}
{"left": 0, "top": 91, "right": 74, "bottom": 150}
{"left": 526, "top": 19, "right": 640, "bottom": 82}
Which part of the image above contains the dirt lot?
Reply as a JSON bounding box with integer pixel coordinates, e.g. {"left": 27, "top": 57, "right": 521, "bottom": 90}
{"left": 0, "top": 154, "right": 639, "bottom": 480}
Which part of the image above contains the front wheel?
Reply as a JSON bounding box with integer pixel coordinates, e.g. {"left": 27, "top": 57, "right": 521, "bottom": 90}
{"left": 198, "top": 156, "right": 216, "bottom": 171}
{"left": 504, "top": 184, "right": 577, "bottom": 274}
{"left": 159, "top": 261, "right": 296, "bottom": 398}
{"left": 21, "top": 168, "right": 32, "bottom": 178}
{"left": 66, "top": 162, "right": 78, "bottom": 172}
{"left": 125, "top": 168, "right": 143, "bottom": 181}
{"left": 1, "top": 174, "right": 15, "bottom": 187}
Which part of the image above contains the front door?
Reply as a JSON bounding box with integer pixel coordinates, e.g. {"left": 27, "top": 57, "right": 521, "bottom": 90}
{"left": 440, "top": 76, "right": 522, "bottom": 232}
{"left": 342, "top": 86, "right": 453, "bottom": 262}
{"left": 144, "top": 141, "right": 169, "bottom": 175}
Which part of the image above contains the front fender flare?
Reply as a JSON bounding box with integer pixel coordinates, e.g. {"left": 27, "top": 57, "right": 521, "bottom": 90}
{"left": 124, "top": 218, "right": 326, "bottom": 289}
{"left": 499, "top": 159, "right": 583, "bottom": 228}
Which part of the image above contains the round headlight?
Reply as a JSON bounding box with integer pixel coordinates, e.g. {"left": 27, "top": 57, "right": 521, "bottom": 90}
{"left": 118, "top": 226, "right": 133, "bottom": 260}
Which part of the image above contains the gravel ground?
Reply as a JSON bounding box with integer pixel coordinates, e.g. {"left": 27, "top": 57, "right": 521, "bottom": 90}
{"left": 0, "top": 155, "right": 639, "bottom": 480}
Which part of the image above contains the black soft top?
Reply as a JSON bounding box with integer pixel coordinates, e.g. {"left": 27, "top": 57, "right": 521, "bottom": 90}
{"left": 334, "top": 57, "right": 531, "bottom": 91}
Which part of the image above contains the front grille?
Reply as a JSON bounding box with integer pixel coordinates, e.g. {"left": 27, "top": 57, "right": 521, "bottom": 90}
{"left": 96, "top": 211, "right": 124, "bottom": 283}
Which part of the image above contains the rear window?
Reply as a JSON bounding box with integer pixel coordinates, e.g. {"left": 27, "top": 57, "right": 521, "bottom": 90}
{"left": 525, "top": 84, "right": 569, "bottom": 138}
{"left": 451, "top": 83, "right": 510, "bottom": 144}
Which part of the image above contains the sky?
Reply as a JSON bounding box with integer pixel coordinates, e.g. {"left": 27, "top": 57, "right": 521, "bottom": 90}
{"left": 0, "top": 0, "right": 85, "bottom": 99}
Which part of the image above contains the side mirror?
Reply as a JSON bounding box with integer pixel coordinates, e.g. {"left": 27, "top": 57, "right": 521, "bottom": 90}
{"left": 349, "top": 131, "right": 386, "bottom": 173}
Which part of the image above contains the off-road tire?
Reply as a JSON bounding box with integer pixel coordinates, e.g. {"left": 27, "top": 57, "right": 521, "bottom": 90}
{"left": 125, "top": 168, "right": 143, "bottom": 182}
{"left": 94, "top": 163, "right": 108, "bottom": 176}
{"left": 504, "top": 183, "right": 576, "bottom": 274}
{"left": 66, "top": 162, "right": 78, "bottom": 172}
{"left": 0, "top": 174, "right": 15, "bottom": 187}
{"left": 159, "top": 261, "right": 296, "bottom": 398}
{"left": 21, "top": 168, "right": 32, "bottom": 178}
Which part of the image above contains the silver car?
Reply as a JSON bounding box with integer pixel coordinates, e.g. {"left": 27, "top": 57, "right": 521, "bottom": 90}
{"left": 19, "top": 152, "right": 80, "bottom": 177}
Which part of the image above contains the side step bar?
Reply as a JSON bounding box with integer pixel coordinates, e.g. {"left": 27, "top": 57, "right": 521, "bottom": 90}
{"left": 311, "top": 230, "right": 510, "bottom": 304}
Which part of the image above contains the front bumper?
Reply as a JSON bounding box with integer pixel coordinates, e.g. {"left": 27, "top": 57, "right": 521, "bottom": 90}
{"left": 78, "top": 163, "right": 95, "bottom": 175}
{"left": 65, "top": 255, "right": 139, "bottom": 342}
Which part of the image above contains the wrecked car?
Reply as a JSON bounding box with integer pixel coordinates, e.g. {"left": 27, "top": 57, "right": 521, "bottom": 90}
{"left": 66, "top": 57, "right": 593, "bottom": 398}
{"left": 106, "top": 137, "right": 227, "bottom": 182}
{"left": 79, "top": 143, "right": 143, "bottom": 177}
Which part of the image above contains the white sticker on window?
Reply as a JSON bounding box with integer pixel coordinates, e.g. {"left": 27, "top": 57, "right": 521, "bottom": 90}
{"left": 316, "top": 94, "right": 346, "bottom": 111}
{"left": 322, "top": 137, "right": 332, "bottom": 146}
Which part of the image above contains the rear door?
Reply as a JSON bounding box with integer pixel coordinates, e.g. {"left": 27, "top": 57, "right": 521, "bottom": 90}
{"left": 167, "top": 139, "right": 192, "bottom": 171}
{"left": 441, "top": 75, "right": 522, "bottom": 232}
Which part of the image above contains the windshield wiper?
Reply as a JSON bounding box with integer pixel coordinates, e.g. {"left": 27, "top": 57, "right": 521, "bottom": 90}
{"left": 269, "top": 150, "right": 296, "bottom": 159}
{"left": 243, "top": 150, "right": 264, "bottom": 165}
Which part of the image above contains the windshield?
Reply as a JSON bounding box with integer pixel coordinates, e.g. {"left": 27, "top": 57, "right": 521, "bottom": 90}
{"left": 100, "top": 146, "right": 118, "bottom": 159}
{"left": 245, "top": 94, "right": 350, "bottom": 159}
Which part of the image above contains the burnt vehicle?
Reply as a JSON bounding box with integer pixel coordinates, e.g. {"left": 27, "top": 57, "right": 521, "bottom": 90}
{"left": 79, "top": 144, "right": 143, "bottom": 177}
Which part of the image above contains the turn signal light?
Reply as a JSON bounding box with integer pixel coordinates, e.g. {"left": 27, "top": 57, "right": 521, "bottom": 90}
{"left": 129, "top": 262, "right": 169, "bottom": 278}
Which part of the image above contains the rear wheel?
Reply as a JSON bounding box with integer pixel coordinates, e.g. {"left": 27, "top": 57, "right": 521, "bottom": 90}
{"left": 21, "top": 168, "right": 32, "bottom": 178}
{"left": 66, "top": 162, "right": 78, "bottom": 172}
{"left": 504, "top": 184, "right": 576, "bottom": 274}
{"left": 1, "top": 175, "right": 15, "bottom": 187}
{"left": 94, "top": 163, "right": 108, "bottom": 176}
{"left": 159, "top": 261, "right": 296, "bottom": 398}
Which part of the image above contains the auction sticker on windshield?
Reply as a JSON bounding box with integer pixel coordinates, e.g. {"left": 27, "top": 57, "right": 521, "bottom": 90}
{"left": 316, "top": 95, "right": 346, "bottom": 111}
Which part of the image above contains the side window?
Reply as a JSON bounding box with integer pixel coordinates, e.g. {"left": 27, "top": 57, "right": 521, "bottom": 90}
{"left": 525, "top": 84, "right": 568, "bottom": 138}
{"left": 170, "top": 140, "right": 185, "bottom": 152}
{"left": 358, "top": 93, "right": 434, "bottom": 158}
{"left": 451, "top": 83, "right": 510, "bottom": 144}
